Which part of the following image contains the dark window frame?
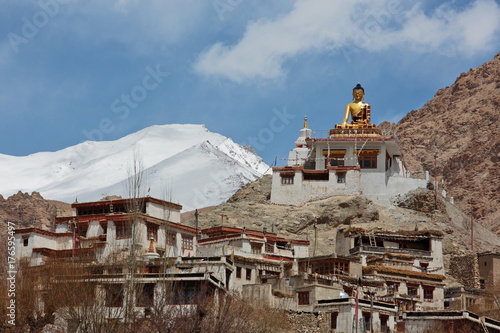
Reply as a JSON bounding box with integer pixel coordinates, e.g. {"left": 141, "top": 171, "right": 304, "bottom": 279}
{"left": 359, "top": 154, "right": 377, "bottom": 169}
{"left": 181, "top": 234, "right": 194, "bottom": 251}
{"left": 337, "top": 172, "right": 346, "bottom": 183}
{"left": 115, "top": 222, "right": 131, "bottom": 239}
{"left": 298, "top": 291, "right": 310, "bottom": 305}
{"left": 281, "top": 175, "right": 294, "bottom": 185}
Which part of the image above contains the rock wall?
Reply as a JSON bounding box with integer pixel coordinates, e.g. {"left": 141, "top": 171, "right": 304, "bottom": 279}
{"left": 287, "top": 311, "right": 331, "bottom": 333}
{"left": 449, "top": 252, "right": 480, "bottom": 289}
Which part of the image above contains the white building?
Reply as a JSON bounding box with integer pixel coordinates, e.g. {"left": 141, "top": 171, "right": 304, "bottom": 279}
{"left": 15, "top": 196, "right": 196, "bottom": 265}
{"left": 197, "top": 226, "right": 310, "bottom": 293}
{"left": 271, "top": 116, "right": 428, "bottom": 207}
{"left": 336, "top": 227, "right": 446, "bottom": 312}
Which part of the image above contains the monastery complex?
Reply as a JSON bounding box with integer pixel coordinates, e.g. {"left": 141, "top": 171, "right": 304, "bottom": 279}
{"left": 11, "top": 84, "right": 500, "bottom": 332}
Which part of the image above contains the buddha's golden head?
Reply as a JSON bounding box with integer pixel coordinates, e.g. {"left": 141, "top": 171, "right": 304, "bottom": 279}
{"left": 352, "top": 83, "right": 365, "bottom": 101}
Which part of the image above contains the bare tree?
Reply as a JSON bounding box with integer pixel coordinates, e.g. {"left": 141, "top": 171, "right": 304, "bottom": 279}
{"left": 122, "top": 151, "right": 148, "bottom": 329}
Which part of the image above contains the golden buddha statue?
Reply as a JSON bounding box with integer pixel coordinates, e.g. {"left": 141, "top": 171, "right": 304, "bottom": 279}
{"left": 341, "top": 83, "right": 371, "bottom": 127}
{"left": 330, "top": 83, "right": 380, "bottom": 137}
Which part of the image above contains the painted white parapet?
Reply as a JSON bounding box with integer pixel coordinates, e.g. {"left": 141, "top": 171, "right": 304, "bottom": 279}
{"left": 271, "top": 168, "right": 361, "bottom": 205}
{"left": 362, "top": 173, "right": 429, "bottom": 207}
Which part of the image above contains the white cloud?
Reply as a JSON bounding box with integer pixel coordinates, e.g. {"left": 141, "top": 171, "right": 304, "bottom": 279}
{"left": 385, "top": 0, "right": 500, "bottom": 56}
{"left": 193, "top": 0, "right": 500, "bottom": 82}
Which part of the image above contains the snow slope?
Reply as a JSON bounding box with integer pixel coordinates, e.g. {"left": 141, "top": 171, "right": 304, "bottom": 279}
{"left": 0, "top": 124, "right": 270, "bottom": 211}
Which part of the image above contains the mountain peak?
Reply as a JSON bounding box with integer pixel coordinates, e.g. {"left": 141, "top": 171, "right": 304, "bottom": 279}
{"left": 0, "top": 124, "right": 269, "bottom": 211}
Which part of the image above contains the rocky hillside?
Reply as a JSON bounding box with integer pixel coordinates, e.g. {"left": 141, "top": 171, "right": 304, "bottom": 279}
{"left": 182, "top": 175, "right": 500, "bottom": 285}
{"left": 388, "top": 52, "right": 499, "bottom": 231}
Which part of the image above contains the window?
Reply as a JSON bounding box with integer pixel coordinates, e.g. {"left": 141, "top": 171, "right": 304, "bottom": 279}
{"left": 182, "top": 235, "right": 193, "bottom": 251}
{"left": 281, "top": 175, "right": 294, "bottom": 185}
{"left": 145, "top": 266, "right": 160, "bottom": 274}
{"left": 385, "top": 152, "right": 392, "bottom": 171}
{"left": 168, "top": 282, "right": 199, "bottom": 304}
{"left": 146, "top": 223, "right": 158, "bottom": 241}
{"left": 251, "top": 244, "right": 262, "bottom": 254}
{"left": 423, "top": 286, "right": 434, "bottom": 300}
{"left": 136, "top": 283, "right": 155, "bottom": 307}
{"left": 407, "top": 284, "right": 418, "bottom": 297}
{"left": 362, "top": 312, "right": 371, "bottom": 331}
{"left": 265, "top": 242, "right": 275, "bottom": 253}
{"left": 77, "top": 223, "right": 89, "bottom": 237}
{"left": 380, "top": 314, "right": 389, "bottom": 332}
{"left": 386, "top": 281, "right": 400, "bottom": 295}
{"left": 280, "top": 171, "right": 295, "bottom": 185}
{"left": 328, "top": 156, "right": 345, "bottom": 167}
{"left": 23, "top": 238, "right": 29, "bottom": 247}
{"left": 466, "top": 297, "right": 476, "bottom": 308}
{"left": 166, "top": 230, "right": 176, "bottom": 246}
{"left": 236, "top": 267, "right": 242, "bottom": 279}
{"left": 105, "top": 284, "right": 124, "bottom": 307}
{"left": 331, "top": 312, "right": 338, "bottom": 329}
{"left": 115, "top": 222, "right": 131, "bottom": 239}
{"left": 246, "top": 268, "right": 252, "bottom": 281}
{"left": 359, "top": 155, "right": 377, "bottom": 168}
{"left": 298, "top": 291, "right": 310, "bottom": 305}
{"left": 303, "top": 171, "right": 329, "bottom": 181}
{"left": 337, "top": 172, "right": 346, "bottom": 184}
{"left": 323, "top": 149, "right": 346, "bottom": 168}
{"left": 311, "top": 260, "right": 350, "bottom": 276}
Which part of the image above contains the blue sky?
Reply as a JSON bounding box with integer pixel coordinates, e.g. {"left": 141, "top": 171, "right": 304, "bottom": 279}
{"left": 1, "top": 0, "right": 499, "bottom": 166}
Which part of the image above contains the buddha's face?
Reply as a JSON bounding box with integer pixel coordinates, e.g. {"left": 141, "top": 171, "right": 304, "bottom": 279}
{"left": 353, "top": 89, "right": 364, "bottom": 101}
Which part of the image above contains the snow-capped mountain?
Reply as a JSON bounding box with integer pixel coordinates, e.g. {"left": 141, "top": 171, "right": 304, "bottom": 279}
{"left": 0, "top": 124, "right": 270, "bottom": 211}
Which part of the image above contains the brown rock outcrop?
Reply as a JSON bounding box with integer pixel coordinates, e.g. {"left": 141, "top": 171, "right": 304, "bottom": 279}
{"left": 393, "top": 52, "right": 500, "bottom": 231}
{"left": 0, "top": 192, "right": 71, "bottom": 275}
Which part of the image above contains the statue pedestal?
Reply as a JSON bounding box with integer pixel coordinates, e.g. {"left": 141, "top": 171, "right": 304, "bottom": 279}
{"left": 329, "top": 124, "right": 381, "bottom": 138}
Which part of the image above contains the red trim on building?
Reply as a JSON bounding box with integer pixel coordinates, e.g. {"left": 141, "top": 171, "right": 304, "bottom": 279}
{"left": 306, "top": 137, "right": 396, "bottom": 143}
{"left": 32, "top": 247, "right": 95, "bottom": 257}
{"left": 263, "top": 254, "right": 294, "bottom": 262}
{"left": 326, "top": 165, "right": 360, "bottom": 171}
{"left": 272, "top": 166, "right": 303, "bottom": 172}
{"left": 55, "top": 212, "right": 196, "bottom": 233}
{"left": 290, "top": 240, "right": 310, "bottom": 245}
{"left": 15, "top": 228, "right": 73, "bottom": 237}
{"left": 71, "top": 196, "right": 182, "bottom": 211}
{"left": 201, "top": 226, "right": 307, "bottom": 245}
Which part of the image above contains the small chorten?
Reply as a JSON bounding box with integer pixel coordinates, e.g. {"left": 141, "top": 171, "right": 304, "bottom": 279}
{"left": 295, "top": 115, "right": 313, "bottom": 147}
{"left": 143, "top": 237, "right": 160, "bottom": 260}
{"left": 286, "top": 116, "right": 313, "bottom": 166}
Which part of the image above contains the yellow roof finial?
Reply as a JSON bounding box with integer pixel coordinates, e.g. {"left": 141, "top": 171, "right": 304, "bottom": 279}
{"left": 304, "top": 115, "right": 308, "bottom": 129}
